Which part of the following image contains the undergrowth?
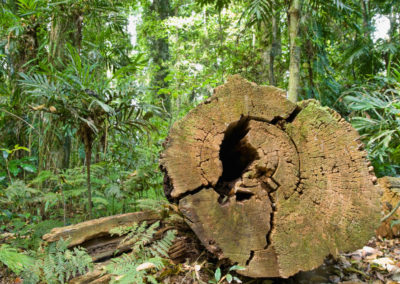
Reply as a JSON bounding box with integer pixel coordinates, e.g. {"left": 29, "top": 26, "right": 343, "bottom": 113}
{"left": 106, "top": 221, "right": 176, "bottom": 284}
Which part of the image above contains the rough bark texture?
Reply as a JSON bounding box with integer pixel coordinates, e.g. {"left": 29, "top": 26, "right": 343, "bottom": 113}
{"left": 43, "top": 210, "right": 203, "bottom": 283}
{"left": 43, "top": 211, "right": 160, "bottom": 247}
{"left": 287, "top": 0, "right": 301, "bottom": 102}
{"left": 160, "top": 75, "right": 381, "bottom": 278}
{"left": 376, "top": 177, "right": 400, "bottom": 238}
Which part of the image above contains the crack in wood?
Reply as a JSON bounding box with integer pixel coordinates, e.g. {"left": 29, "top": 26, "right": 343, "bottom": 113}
{"left": 263, "top": 177, "right": 279, "bottom": 250}
{"left": 161, "top": 77, "right": 381, "bottom": 278}
{"left": 246, "top": 250, "right": 255, "bottom": 265}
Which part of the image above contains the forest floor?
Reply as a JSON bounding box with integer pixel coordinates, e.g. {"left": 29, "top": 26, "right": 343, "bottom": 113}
{"left": 2, "top": 233, "right": 400, "bottom": 283}
{"left": 165, "top": 236, "right": 400, "bottom": 284}
{"left": 284, "top": 237, "right": 400, "bottom": 284}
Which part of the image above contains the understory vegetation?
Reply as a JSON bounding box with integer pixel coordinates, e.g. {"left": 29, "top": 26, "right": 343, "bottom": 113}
{"left": 0, "top": 0, "right": 399, "bottom": 283}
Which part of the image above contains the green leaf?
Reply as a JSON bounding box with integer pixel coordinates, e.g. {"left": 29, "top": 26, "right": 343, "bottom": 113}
{"left": 13, "top": 145, "right": 30, "bottom": 152}
{"left": 2, "top": 150, "right": 9, "bottom": 160}
{"left": 21, "top": 164, "right": 36, "bottom": 173}
{"left": 8, "top": 164, "right": 20, "bottom": 176}
{"left": 226, "top": 273, "right": 233, "bottom": 283}
{"left": 229, "top": 265, "right": 245, "bottom": 271}
{"left": 0, "top": 244, "right": 35, "bottom": 274}
{"left": 215, "top": 267, "right": 221, "bottom": 281}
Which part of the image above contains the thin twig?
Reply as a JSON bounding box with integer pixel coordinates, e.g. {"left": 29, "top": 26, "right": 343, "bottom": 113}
{"left": 381, "top": 200, "right": 400, "bottom": 222}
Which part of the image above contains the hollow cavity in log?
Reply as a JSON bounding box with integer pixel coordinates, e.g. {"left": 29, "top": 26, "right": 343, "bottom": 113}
{"left": 160, "top": 75, "right": 381, "bottom": 278}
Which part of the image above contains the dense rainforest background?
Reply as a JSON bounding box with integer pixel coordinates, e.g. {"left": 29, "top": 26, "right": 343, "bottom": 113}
{"left": 0, "top": 0, "right": 399, "bottom": 283}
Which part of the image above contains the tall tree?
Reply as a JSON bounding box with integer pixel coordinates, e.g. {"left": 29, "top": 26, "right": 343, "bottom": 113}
{"left": 149, "top": 0, "right": 172, "bottom": 112}
{"left": 287, "top": 0, "right": 302, "bottom": 102}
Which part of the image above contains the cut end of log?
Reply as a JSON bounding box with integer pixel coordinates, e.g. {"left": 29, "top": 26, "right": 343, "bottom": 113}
{"left": 160, "top": 75, "right": 381, "bottom": 278}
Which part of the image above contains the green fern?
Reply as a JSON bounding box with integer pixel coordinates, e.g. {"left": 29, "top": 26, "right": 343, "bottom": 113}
{"left": 41, "top": 238, "right": 93, "bottom": 284}
{"left": 343, "top": 79, "right": 400, "bottom": 176}
{"left": 11, "top": 238, "right": 92, "bottom": 284}
{"left": 107, "top": 221, "right": 176, "bottom": 283}
{"left": 0, "top": 244, "right": 34, "bottom": 275}
{"left": 133, "top": 199, "right": 169, "bottom": 212}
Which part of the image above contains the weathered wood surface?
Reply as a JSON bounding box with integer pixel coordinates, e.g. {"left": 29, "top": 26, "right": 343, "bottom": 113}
{"left": 376, "top": 176, "right": 400, "bottom": 238}
{"left": 160, "top": 75, "right": 382, "bottom": 278}
{"left": 43, "top": 211, "right": 161, "bottom": 247}
{"left": 43, "top": 210, "right": 202, "bottom": 283}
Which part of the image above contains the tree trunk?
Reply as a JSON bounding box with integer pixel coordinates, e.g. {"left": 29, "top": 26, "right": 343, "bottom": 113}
{"left": 62, "top": 134, "right": 71, "bottom": 169}
{"left": 86, "top": 142, "right": 92, "bottom": 220}
{"left": 149, "top": 0, "right": 171, "bottom": 112}
{"left": 267, "top": 9, "right": 281, "bottom": 86}
{"left": 43, "top": 210, "right": 202, "bottom": 284}
{"left": 82, "top": 126, "right": 93, "bottom": 219}
{"left": 43, "top": 211, "right": 161, "bottom": 247}
{"left": 287, "top": 0, "right": 301, "bottom": 102}
{"left": 48, "top": 8, "right": 83, "bottom": 64}
{"left": 360, "top": 0, "right": 370, "bottom": 39}
{"left": 160, "top": 75, "right": 381, "bottom": 278}
{"left": 305, "top": 38, "right": 315, "bottom": 96}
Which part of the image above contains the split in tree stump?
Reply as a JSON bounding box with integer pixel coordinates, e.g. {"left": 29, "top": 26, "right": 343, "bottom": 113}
{"left": 160, "top": 75, "right": 382, "bottom": 278}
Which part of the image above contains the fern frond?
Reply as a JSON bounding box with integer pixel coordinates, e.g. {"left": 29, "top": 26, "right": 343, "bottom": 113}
{"left": 106, "top": 221, "right": 176, "bottom": 283}
{"left": 0, "top": 244, "right": 34, "bottom": 275}
{"left": 42, "top": 239, "right": 93, "bottom": 283}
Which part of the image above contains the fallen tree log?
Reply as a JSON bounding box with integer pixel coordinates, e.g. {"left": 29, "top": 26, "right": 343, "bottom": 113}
{"left": 160, "top": 75, "right": 382, "bottom": 278}
{"left": 43, "top": 209, "right": 203, "bottom": 283}
{"left": 43, "top": 211, "right": 161, "bottom": 247}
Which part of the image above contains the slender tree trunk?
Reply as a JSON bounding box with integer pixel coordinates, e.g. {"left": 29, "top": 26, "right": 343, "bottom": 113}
{"left": 103, "top": 123, "right": 108, "bottom": 155}
{"left": 305, "top": 38, "right": 315, "bottom": 96}
{"left": 269, "top": 10, "right": 281, "bottom": 86}
{"left": 360, "top": 0, "right": 370, "bottom": 38}
{"left": 149, "top": 0, "right": 171, "bottom": 112}
{"left": 62, "top": 134, "right": 71, "bottom": 169}
{"left": 218, "top": 10, "right": 224, "bottom": 82}
{"left": 86, "top": 147, "right": 92, "bottom": 219}
{"left": 387, "top": 7, "right": 396, "bottom": 77}
{"left": 288, "top": 0, "right": 301, "bottom": 102}
{"left": 83, "top": 129, "right": 93, "bottom": 219}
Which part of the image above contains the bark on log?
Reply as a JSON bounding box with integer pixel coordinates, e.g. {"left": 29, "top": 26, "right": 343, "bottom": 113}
{"left": 160, "top": 75, "right": 381, "bottom": 278}
{"left": 43, "top": 211, "right": 160, "bottom": 247}
{"left": 376, "top": 177, "right": 400, "bottom": 238}
{"left": 43, "top": 210, "right": 203, "bottom": 283}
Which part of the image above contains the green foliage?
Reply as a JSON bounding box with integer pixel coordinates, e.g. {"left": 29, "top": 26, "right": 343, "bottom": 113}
{"left": 0, "top": 145, "right": 35, "bottom": 183}
{"left": 42, "top": 239, "right": 93, "bottom": 284}
{"left": 0, "top": 0, "right": 400, "bottom": 278}
{"left": 196, "top": 0, "right": 236, "bottom": 11}
{"left": 343, "top": 77, "right": 400, "bottom": 176}
{"left": 21, "top": 238, "right": 93, "bottom": 284}
{"left": 240, "top": 0, "right": 274, "bottom": 27}
{"left": 107, "top": 221, "right": 176, "bottom": 283}
{"left": 209, "top": 265, "right": 244, "bottom": 284}
{"left": 0, "top": 244, "right": 34, "bottom": 275}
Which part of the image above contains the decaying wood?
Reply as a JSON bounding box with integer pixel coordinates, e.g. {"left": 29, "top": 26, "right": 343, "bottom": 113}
{"left": 376, "top": 177, "right": 400, "bottom": 238}
{"left": 69, "top": 262, "right": 112, "bottom": 284}
{"left": 43, "top": 210, "right": 203, "bottom": 283}
{"left": 160, "top": 75, "right": 382, "bottom": 278}
{"left": 43, "top": 211, "right": 160, "bottom": 247}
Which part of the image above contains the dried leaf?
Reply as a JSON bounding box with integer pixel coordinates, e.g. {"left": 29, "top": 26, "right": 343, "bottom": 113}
{"left": 136, "top": 262, "right": 156, "bottom": 271}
